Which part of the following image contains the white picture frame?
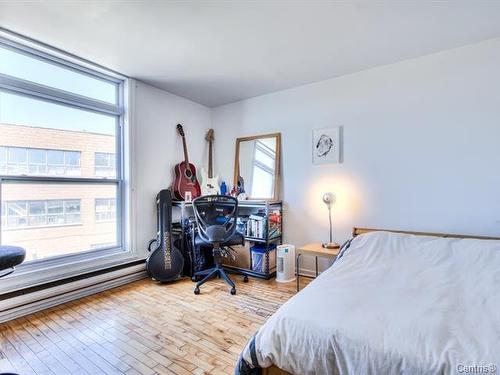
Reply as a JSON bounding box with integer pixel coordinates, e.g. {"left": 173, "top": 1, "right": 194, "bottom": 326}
{"left": 312, "top": 126, "right": 340, "bottom": 164}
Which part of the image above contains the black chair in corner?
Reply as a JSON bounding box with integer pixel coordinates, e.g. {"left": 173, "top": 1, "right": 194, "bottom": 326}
{"left": 192, "top": 195, "right": 248, "bottom": 295}
{"left": 0, "top": 245, "right": 26, "bottom": 279}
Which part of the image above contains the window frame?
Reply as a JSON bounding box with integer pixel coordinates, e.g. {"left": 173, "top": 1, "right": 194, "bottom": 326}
{"left": 0, "top": 29, "right": 137, "bottom": 293}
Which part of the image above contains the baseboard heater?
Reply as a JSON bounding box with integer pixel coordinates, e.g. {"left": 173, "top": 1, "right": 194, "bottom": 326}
{"left": 0, "top": 260, "right": 147, "bottom": 323}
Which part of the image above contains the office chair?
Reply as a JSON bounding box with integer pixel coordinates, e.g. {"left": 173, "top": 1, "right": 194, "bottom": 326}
{"left": 0, "top": 245, "right": 26, "bottom": 279}
{"left": 192, "top": 195, "right": 248, "bottom": 295}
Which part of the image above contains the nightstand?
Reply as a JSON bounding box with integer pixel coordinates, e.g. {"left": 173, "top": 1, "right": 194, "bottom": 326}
{"left": 296, "top": 243, "right": 340, "bottom": 291}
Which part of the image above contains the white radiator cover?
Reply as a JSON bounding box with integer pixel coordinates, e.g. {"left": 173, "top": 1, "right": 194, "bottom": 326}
{"left": 0, "top": 263, "right": 147, "bottom": 323}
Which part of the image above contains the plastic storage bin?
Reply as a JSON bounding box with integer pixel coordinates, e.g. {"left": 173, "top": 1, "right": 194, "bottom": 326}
{"left": 251, "top": 243, "right": 277, "bottom": 273}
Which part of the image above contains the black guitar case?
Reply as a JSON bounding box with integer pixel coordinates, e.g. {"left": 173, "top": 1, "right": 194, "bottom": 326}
{"left": 146, "top": 189, "right": 184, "bottom": 282}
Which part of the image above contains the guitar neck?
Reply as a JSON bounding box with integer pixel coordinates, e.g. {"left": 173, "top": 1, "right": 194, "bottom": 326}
{"left": 182, "top": 136, "right": 190, "bottom": 166}
{"left": 208, "top": 140, "right": 213, "bottom": 178}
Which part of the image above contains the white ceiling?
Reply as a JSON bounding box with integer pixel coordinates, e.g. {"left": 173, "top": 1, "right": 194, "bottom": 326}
{"left": 1, "top": 1, "right": 500, "bottom": 107}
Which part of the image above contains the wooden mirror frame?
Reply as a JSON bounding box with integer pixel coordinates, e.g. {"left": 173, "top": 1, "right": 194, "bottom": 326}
{"left": 234, "top": 133, "right": 281, "bottom": 201}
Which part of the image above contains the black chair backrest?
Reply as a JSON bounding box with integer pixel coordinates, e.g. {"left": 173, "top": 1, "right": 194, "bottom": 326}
{"left": 192, "top": 195, "right": 238, "bottom": 244}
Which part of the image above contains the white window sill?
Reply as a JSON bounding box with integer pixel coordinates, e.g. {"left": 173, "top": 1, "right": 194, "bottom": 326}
{"left": 0, "top": 247, "right": 146, "bottom": 295}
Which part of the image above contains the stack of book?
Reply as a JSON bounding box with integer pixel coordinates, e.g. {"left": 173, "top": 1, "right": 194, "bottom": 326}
{"left": 245, "top": 214, "right": 265, "bottom": 238}
{"left": 245, "top": 210, "right": 281, "bottom": 239}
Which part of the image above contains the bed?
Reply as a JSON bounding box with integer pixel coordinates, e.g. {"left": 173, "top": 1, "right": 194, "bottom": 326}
{"left": 236, "top": 227, "right": 500, "bottom": 375}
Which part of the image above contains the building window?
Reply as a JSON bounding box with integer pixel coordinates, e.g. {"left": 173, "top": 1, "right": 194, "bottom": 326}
{"left": 95, "top": 152, "right": 116, "bottom": 178}
{"left": 95, "top": 198, "right": 116, "bottom": 222}
{"left": 1, "top": 199, "right": 81, "bottom": 229}
{"left": 0, "top": 146, "right": 81, "bottom": 176}
{"left": 0, "top": 36, "right": 125, "bottom": 263}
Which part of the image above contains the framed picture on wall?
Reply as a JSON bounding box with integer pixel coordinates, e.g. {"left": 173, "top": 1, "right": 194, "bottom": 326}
{"left": 312, "top": 126, "right": 340, "bottom": 164}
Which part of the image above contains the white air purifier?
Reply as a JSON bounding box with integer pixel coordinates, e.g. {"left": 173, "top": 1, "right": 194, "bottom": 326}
{"left": 276, "top": 244, "right": 295, "bottom": 283}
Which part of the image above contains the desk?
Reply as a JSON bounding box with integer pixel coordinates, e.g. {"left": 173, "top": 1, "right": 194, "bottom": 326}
{"left": 172, "top": 199, "right": 282, "bottom": 279}
{"left": 296, "top": 243, "right": 340, "bottom": 291}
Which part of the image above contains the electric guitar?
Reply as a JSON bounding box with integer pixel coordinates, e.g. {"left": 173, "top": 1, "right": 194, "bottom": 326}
{"left": 172, "top": 124, "right": 201, "bottom": 201}
{"left": 201, "top": 129, "right": 220, "bottom": 195}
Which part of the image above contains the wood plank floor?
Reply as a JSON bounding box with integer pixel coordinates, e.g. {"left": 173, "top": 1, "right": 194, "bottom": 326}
{"left": 0, "top": 275, "right": 309, "bottom": 375}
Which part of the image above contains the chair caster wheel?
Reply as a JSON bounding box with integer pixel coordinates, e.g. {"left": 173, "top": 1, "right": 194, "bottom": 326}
{"left": 194, "top": 287, "right": 200, "bottom": 295}
{"left": 191, "top": 276, "right": 197, "bottom": 282}
{"left": 230, "top": 288, "right": 236, "bottom": 295}
{"left": 243, "top": 276, "right": 249, "bottom": 283}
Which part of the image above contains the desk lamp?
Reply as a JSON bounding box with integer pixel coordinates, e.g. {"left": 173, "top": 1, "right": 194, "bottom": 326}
{"left": 322, "top": 192, "right": 339, "bottom": 249}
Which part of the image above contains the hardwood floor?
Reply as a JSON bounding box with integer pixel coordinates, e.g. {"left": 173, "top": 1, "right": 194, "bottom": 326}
{"left": 0, "top": 275, "right": 309, "bottom": 375}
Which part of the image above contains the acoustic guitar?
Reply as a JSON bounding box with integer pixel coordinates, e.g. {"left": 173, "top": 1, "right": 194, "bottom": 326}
{"left": 172, "top": 124, "right": 201, "bottom": 201}
{"left": 200, "top": 129, "right": 220, "bottom": 195}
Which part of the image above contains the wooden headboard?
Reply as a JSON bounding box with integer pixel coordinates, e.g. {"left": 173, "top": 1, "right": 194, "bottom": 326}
{"left": 352, "top": 227, "right": 500, "bottom": 240}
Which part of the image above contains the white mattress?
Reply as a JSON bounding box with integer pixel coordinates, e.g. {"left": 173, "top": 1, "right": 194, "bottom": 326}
{"left": 242, "top": 231, "right": 500, "bottom": 374}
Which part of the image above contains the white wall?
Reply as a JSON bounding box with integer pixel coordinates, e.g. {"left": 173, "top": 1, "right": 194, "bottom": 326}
{"left": 134, "top": 81, "right": 211, "bottom": 253}
{"left": 211, "top": 38, "right": 500, "bottom": 273}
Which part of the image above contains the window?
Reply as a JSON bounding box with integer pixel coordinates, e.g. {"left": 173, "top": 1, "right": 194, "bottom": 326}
{"left": 0, "top": 44, "right": 117, "bottom": 103}
{"left": 29, "top": 148, "right": 46, "bottom": 174}
{"left": 1, "top": 199, "right": 81, "bottom": 229}
{"left": 95, "top": 152, "right": 116, "bottom": 178}
{"left": 95, "top": 198, "right": 116, "bottom": 222}
{"left": 0, "top": 36, "right": 125, "bottom": 264}
{"left": 251, "top": 140, "right": 276, "bottom": 198}
{"left": 0, "top": 146, "right": 81, "bottom": 176}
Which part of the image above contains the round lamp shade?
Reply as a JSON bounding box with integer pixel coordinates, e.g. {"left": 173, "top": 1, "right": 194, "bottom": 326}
{"left": 322, "top": 192, "right": 336, "bottom": 207}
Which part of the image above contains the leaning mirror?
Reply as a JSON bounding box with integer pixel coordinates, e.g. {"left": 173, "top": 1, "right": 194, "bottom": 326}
{"left": 234, "top": 133, "right": 281, "bottom": 200}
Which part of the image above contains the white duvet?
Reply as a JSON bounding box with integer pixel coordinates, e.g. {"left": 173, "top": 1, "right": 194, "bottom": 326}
{"left": 242, "top": 231, "right": 500, "bottom": 375}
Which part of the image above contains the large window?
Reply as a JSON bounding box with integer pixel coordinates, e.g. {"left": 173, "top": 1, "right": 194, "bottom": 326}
{"left": 0, "top": 37, "right": 124, "bottom": 263}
